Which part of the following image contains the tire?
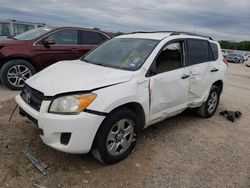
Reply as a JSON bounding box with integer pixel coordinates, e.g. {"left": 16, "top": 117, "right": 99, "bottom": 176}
{"left": 196, "top": 86, "right": 220, "bottom": 118}
{"left": 91, "top": 108, "right": 138, "bottom": 164}
{"left": 0, "top": 59, "right": 36, "bottom": 90}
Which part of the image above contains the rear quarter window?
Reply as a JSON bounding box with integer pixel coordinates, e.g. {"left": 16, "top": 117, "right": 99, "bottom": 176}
{"left": 187, "top": 39, "right": 210, "bottom": 65}
{"left": 210, "top": 42, "right": 219, "bottom": 60}
{"left": 79, "top": 30, "right": 108, "bottom": 45}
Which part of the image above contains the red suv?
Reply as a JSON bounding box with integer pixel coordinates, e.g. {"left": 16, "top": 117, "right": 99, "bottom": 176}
{"left": 0, "top": 27, "right": 112, "bottom": 90}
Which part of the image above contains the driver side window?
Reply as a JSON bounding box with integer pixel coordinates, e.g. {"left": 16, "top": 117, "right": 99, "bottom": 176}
{"left": 156, "top": 41, "right": 183, "bottom": 74}
{"left": 45, "top": 29, "right": 77, "bottom": 45}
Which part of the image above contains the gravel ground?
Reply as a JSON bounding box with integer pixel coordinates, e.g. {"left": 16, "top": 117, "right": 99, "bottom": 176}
{"left": 0, "top": 84, "right": 19, "bottom": 102}
{"left": 0, "top": 62, "right": 250, "bottom": 188}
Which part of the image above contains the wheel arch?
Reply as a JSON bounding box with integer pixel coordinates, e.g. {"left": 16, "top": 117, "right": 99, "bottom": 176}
{"left": 94, "top": 101, "right": 146, "bottom": 137}
{"left": 0, "top": 56, "right": 38, "bottom": 71}
{"left": 212, "top": 80, "right": 223, "bottom": 94}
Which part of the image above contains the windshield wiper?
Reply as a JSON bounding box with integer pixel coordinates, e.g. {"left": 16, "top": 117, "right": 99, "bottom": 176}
{"left": 82, "top": 58, "right": 132, "bottom": 71}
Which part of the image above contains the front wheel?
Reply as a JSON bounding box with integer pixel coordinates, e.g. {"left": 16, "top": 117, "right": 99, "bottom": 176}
{"left": 196, "top": 86, "right": 220, "bottom": 118}
{"left": 0, "top": 60, "right": 36, "bottom": 90}
{"left": 91, "top": 108, "right": 138, "bottom": 164}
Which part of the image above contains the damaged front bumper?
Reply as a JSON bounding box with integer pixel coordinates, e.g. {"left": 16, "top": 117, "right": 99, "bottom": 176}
{"left": 15, "top": 95, "right": 105, "bottom": 154}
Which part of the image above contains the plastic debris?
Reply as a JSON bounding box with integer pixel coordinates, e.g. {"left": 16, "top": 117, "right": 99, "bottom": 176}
{"left": 219, "top": 110, "right": 242, "bottom": 122}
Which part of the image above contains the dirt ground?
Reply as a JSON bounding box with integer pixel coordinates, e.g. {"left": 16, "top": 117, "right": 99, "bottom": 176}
{"left": 0, "top": 62, "right": 250, "bottom": 188}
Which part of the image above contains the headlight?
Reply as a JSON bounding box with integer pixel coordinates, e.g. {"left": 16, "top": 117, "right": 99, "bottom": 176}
{"left": 49, "top": 93, "right": 96, "bottom": 114}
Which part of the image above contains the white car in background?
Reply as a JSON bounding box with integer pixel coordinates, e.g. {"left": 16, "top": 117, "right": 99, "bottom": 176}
{"left": 243, "top": 53, "right": 249, "bottom": 61}
{"left": 16, "top": 31, "right": 227, "bottom": 164}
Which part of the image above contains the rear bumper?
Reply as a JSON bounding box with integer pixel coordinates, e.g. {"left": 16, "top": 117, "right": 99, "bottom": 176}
{"left": 15, "top": 95, "right": 105, "bottom": 154}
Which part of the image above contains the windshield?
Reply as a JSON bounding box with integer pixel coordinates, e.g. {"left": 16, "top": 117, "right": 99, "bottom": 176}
{"left": 0, "top": 22, "right": 11, "bottom": 36}
{"left": 14, "top": 27, "right": 52, "bottom": 40}
{"left": 82, "top": 38, "right": 159, "bottom": 71}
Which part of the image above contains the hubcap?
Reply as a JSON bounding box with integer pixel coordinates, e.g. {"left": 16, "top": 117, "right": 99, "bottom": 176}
{"left": 7, "top": 65, "right": 32, "bottom": 87}
{"left": 106, "top": 119, "right": 135, "bottom": 156}
{"left": 207, "top": 91, "right": 218, "bottom": 114}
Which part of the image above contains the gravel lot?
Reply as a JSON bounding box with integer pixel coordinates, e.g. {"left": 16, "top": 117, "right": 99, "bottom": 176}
{"left": 0, "top": 62, "right": 250, "bottom": 188}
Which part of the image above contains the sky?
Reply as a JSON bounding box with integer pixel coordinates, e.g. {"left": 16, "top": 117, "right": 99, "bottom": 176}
{"left": 0, "top": 0, "right": 249, "bottom": 41}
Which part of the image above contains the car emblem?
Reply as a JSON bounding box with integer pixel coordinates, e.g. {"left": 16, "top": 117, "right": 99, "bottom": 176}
{"left": 25, "top": 92, "right": 31, "bottom": 103}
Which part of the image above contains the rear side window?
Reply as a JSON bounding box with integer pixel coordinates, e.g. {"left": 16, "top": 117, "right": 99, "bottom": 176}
{"left": 187, "top": 39, "right": 210, "bottom": 65}
{"left": 0, "top": 23, "right": 10, "bottom": 36}
{"left": 210, "top": 42, "right": 219, "bottom": 60}
{"left": 79, "top": 30, "right": 107, "bottom": 45}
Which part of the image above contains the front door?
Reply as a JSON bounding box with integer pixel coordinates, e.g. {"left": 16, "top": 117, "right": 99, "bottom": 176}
{"left": 150, "top": 41, "right": 190, "bottom": 123}
{"left": 41, "top": 29, "right": 81, "bottom": 68}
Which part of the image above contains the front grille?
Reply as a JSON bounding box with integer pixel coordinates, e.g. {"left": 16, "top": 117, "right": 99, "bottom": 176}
{"left": 21, "top": 84, "right": 44, "bottom": 111}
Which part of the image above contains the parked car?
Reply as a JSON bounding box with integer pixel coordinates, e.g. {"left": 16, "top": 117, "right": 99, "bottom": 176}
{"left": 0, "top": 26, "right": 112, "bottom": 90}
{"left": 226, "top": 53, "right": 244, "bottom": 64}
{"left": 243, "top": 53, "right": 249, "bottom": 62}
{"left": 16, "top": 31, "right": 227, "bottom": 164}
{"left": 0, "top": 19, "right": 45, "bottom": 39}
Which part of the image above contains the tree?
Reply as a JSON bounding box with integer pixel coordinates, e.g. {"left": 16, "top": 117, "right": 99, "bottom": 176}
{"left": 219, "top": 40, "right": 250, "bottom": 51}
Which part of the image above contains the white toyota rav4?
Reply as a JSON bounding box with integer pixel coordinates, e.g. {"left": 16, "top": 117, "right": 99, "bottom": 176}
{"left": 16, "top": 31, "right": 227, "bottom": 164}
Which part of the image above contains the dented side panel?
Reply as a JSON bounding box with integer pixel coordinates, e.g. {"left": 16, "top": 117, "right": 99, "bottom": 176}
{"left": 149, "top": 67, "right": 190, "bottom": 123}
{"left": 188, "top": 62, "right": 212, "bottom": 100}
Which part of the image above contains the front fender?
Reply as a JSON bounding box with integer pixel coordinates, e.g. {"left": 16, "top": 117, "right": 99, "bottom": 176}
{"left": 87, "top": 79, "right": 150, "bottom": 123}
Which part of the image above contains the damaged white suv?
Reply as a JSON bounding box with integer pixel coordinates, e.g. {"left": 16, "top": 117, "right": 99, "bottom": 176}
{"left": 16, "top": 31, "right": 227, "bottom": 164}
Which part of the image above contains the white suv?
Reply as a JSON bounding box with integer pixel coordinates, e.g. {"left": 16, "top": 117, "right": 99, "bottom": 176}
{"left": 16, "top": 31, "right": 227, "bottom": 164}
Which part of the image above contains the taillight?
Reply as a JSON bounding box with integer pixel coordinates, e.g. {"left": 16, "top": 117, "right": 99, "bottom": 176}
{"left": 223, "top": 57, "right": 228, "bottom": 66}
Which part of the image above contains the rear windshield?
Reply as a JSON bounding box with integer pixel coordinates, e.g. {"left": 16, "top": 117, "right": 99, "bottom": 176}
{"left": 14, "top": 27, "right": 52, "bottom": 40}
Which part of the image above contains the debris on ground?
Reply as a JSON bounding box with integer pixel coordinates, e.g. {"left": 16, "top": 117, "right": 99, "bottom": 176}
{"left": 33, "top": 183, "right": 47, "bottom": 188}
{"left": 84, "top": 170, "right": 91, "bottom": 174}
{"left": 23, "top": 150, "right": 48, "bottom": 175}
{"left": 135, "top": 163, "right": 141, "bottom": 168}
{"left": 219, "top": 110, "right": 242, "bottom": 122}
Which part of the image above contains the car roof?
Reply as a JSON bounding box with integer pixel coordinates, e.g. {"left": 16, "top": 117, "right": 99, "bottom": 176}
{"left": 51, "top": 27, "right": 113, "bottom": 37}
{"left": 117, "top": 31, "right": 214, "bottom": 41}
{"left": 117, "top": 32, "right": 172, "bottom": 40}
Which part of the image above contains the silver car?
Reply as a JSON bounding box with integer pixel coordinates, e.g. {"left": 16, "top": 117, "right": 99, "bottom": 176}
{"left": 0, "top": 19, "right": 45, "bottom": 39}
{"left": 226, "top": 53, "right": 244, "bottom": 63}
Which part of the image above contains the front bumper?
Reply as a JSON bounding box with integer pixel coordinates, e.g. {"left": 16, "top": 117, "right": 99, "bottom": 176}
{"left": 15, "top": 95, "right": 105, "bottom": 154}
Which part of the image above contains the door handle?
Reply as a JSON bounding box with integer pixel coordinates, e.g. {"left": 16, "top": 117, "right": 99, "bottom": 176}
{"left": 70, "top": 48, "right": 80, "bottom": 52}
{"left": 210, "top": 68, "right": 219, "bottom": 72}
{"left": 181, "top": 74, "right": 190, "bottom": 79}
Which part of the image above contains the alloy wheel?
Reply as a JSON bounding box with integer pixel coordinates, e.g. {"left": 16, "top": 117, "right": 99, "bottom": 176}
{"left": 7, "top": 65, "right": 32, "bottom": 87}
{"left": 106, "top": 119, "right": 134, "bottom": 156}
{"left": 207, "top": 91, "right": 218, "bottom": 114}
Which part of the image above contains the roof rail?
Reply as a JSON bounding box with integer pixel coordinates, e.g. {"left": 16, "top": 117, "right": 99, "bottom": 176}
{"left": 131, "top": 31, "right": 175, "bottom": 34}
{"left": 130, "top": 31, "right": 213, "bottom": 40}
{"left": 170, "top": 31, "right": 213, "bottom": 40}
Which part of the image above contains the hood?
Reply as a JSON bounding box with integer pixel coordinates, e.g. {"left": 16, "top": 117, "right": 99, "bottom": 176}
{"left": 26, "top": 60, "right": 134, "bottom": 96}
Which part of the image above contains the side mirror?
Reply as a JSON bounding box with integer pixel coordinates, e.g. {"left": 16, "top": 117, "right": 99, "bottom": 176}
{"left": 43, "top": 38, "right": 56, "bottom": 46}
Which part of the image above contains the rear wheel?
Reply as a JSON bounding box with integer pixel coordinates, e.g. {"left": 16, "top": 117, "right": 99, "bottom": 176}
{"left": 91, "top": 108, "right": 138, "bottom": 164}
{"left": 0, "top": 60, "right": 36, "bottom": 90}
{"left": 196, "top": 86, "right": 220, "bottom": 118}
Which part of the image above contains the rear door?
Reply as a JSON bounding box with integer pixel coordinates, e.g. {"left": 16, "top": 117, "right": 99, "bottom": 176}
{"left": 77, "top": 30, "right": 109, "bottom": 56}
{"left": 40, "top": 29, "right": 79, "bottom": 67}
{"left": 149, "top": 40, "right": 190, "bottom": 122}
{"left": 186, "top": 39, "right": 215, "bottom": 102}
